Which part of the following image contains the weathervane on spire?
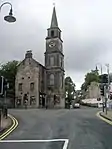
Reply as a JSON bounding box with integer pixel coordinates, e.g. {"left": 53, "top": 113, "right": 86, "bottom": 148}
{"left": 53, "top": 0, "right": 55, "bottom": 7}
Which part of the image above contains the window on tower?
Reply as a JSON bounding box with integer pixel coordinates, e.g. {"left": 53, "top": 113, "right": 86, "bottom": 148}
{"left": 49, "top": 74, "right": 54, "bottom": 85}
{"left": 60, "top": 75, "right": 63, "bottom": 88}
{"left": 61, "top": 58, "right": 63, "bottom": 67}
{"left": 62, "top": 76, "right": 63, "bottom": 88}
{"left": 59, "top": 57, "right": 63, "bottom": 67}
{"left": 50, "top": 56, "right": 55, "bottom": 66}
{"left": 59, "top": 32, "right": 61, "bottom": 38}
{"left": 51, "top": 30, "right": 54, "bottom": 37}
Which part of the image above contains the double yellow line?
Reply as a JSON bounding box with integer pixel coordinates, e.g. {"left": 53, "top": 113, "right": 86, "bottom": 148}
{"left": 0, "top": 114, "right": 18, "bottom": 140}
{"left": 96, "top": 111, "right": 112, "bottom": 125}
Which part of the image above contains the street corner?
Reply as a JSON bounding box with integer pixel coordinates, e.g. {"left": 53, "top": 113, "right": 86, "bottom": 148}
{"left": 0, "top": 114, "right": 18, "bottom": 140}
{"left": 0, "top": 139, "right": 69, "bottom": 149}
{"left": 96, "top": 111, "right": 112, "bottom": 126}
{"left": 0, "top": 116, "right": 11, "bottom": 135}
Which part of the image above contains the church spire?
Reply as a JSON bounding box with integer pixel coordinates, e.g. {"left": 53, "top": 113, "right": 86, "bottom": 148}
{"left": 50, "top": 6, "right": 58, "bottom": 28}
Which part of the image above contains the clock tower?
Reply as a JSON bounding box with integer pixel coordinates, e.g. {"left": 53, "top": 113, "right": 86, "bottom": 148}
{"left": 44, "top": 6, "right": 65, "bottom": 108}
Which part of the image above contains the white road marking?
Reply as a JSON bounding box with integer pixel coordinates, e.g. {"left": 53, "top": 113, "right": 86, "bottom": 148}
{"left": 63, "top": 139, "right": 69, "bottom": 149}
{"left": 0, "top": 139, "right": 69, "bottom": 149}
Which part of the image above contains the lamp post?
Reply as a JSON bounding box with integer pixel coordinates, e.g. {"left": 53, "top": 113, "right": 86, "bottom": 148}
{"left": 0, "top": 2, "right": 16, "bottom": 117}
{"left": 105, "top": 64, "right": 110, "bottom": 114}
{"left": 105, "top": 64, "right": 110, "bottom": 90}
{"left": 0, "top": 2, "right": 16, "bottom": 23}
{"left": 96, "top": 63, "right": 104, "bottom": 111}
{"left": 105, "top": 64, "right": 110, "bottom": 99}
{"left": 96, "top": 63, "right": 102, "bottom": 75}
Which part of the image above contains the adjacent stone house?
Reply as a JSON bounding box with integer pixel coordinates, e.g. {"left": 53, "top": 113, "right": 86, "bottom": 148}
{"left": 15, "top": 51, "right": 46, "bottom": 108}
{"left": 86, "top": 82, "right": 101, "bottom": 99}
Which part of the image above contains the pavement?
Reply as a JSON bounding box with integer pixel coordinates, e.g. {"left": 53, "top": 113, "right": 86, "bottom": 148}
{"left": 100, "top": 110, "right": 112, "bottom": 121}
{"left": 0, "top": 116, "right": 11, "bottom": 133}
{"left": 0, "top": 107, "right": 112, "bottom": 149}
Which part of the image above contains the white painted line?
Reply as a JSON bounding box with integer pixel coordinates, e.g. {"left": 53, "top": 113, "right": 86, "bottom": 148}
{"left": 0, "top": 139, "right": 69, "bottom": 149}
{"left": 63, "top": 139, "right": 69, "bottom": 149}
{"left": 0, "top": 139, "right": 68, "bottom": 143}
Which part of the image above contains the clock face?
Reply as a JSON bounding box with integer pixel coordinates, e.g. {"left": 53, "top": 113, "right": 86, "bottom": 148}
{"left": 49, "top": 41, "right": 56, "bottom": 48}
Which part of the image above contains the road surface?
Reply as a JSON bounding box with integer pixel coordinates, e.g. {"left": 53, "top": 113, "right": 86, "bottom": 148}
{"left": 0, "top": 107, "right": 112, "bottom": 149}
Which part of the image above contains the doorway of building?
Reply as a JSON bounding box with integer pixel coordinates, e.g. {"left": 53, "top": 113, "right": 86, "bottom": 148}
{"left": 39, "top": 92, "right": 46, "bottom": 108}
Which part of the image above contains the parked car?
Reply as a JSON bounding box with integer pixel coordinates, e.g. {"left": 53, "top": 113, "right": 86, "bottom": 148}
{"left": 74, "top": 103, "right": 80, "bottom": 108}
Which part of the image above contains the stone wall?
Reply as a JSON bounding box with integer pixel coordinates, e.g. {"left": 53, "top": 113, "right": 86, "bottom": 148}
{"left": 87, "top": 82, "right": 101, "bottom": 99}
{"left": 15, "top": 58, "right": 40, "bottom": 108}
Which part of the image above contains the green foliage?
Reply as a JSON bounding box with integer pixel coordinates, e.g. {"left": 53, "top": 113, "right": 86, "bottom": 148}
{"left": 65, "top": 76, "right": 75, "bottom": 102}
{"left": 0, "top": 60, "right": 19, "bottom": 98}
{"left": 81, "top": 69, "right": 99, "bottom": 91}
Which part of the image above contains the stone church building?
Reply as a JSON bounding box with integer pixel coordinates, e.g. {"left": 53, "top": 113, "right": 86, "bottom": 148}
{"left": 15, "top": 6, "right": 65, "bottom": 108}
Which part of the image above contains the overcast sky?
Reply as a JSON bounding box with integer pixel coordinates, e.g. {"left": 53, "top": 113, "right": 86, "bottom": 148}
{"left": 0, "top": 0, "right": 112, "bottom": 89}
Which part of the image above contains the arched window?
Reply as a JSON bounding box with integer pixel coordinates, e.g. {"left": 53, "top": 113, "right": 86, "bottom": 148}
{"left": 51, "top": 30, "right": 54, "bottom": 37}
{"left": 60, "top": 75, "right": 63, "bottom": 88}
{"left": 50, "top": 74, "right": 54, "bottom": 85}
{"left": 59, "top": 32, "right": 61, "bottom": 38}
{"left": 61, "top": 58, "right": 63, "bottom": 67}
{"left": 62, "top": 76, "right": 63, "bottom": 88}
{"left": 50, "top": 56, "right": 54, "bottom": 66}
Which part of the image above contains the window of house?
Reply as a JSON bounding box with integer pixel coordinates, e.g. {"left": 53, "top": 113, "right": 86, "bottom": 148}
{"left": 30, "top": 82, "right": 34, "bottom": 91}
{"left": 18, "top": 83, "right": 22, "bottom": 91}
{"left": 50, "top": 74, "right": 54, "bottom": 85}
{"left": 51, "top": 30, "right": 54, "bottom": 37}
{"left": 50, "top": 56, "right": 54, "bottom": 66}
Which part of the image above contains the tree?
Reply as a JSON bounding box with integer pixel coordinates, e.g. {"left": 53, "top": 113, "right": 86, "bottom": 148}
{"left": 81, "top": 69, "right": 99, "bottom": 91}
{"left": 65, "top": 76, "right": 75, "bottom": 103}
{"left": 81, "top": 82, "right": 87, "bottom": 92}
{"left": 0, "top": 60, "right": 19, "bottom": 100}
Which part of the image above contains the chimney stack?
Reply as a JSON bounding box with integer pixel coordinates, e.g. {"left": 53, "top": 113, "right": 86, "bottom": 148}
{"left": 25, "top": 50, "right": 32, "bottom": 58}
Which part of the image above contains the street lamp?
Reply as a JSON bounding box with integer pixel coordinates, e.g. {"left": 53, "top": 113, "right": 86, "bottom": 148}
{"left": 0, "top": 2, "right": 16, "bottom": 23}
{"left": 96, "top": 63, "right": 104, "bottom": 111}
{"left": 105, "top": 63, "right": 110, "bottom": 114}
{"left": 105, "top": 64, "right": 110, "bottom": 99}
{"left": 105, "top": 64, "right": 110, "bottom": 87}
{"left": 96, "top": 63, "right": 102, "bottom": 75}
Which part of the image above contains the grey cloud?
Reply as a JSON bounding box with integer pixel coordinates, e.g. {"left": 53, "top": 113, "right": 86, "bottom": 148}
{"left": 1, "top": 0, "right": 112, "bottom": 89}
{"left": 64, "top": 38, "right": 111, "bottom": 72}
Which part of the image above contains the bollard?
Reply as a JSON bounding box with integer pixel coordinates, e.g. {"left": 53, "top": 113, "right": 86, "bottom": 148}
{"left": 103, "top": 103, "right": 104, "bottom": 112}
{"left": 0, "top": 110, "right": 1, "bottom": 129}
{"left": 5, "top": 108, "right": 8, "bottom": 119}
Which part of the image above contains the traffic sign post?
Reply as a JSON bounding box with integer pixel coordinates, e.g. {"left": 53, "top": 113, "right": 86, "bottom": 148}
{"left": 0, "top": 76, "right": 4, "bottom": 95}
{"left": 0, "top": 110, "right": 1, "bottom": 129}
{"left": 104, "top": 86, "right": 108, "bottom": 115}
{"left": 0, "top": 76, "right": 9, "bottom": 118}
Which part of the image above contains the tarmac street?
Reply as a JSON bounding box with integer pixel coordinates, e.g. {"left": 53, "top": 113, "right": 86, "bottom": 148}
{"left": 0, "top": 107, "right": 112, "bottom": 149}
